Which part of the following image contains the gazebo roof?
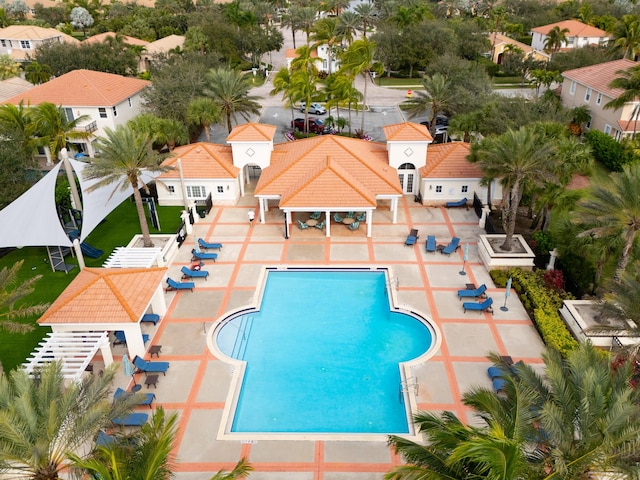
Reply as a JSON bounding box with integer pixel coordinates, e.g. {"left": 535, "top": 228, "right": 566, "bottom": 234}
{"left": 38, "top": 267, "right": 167, "bottom": 325}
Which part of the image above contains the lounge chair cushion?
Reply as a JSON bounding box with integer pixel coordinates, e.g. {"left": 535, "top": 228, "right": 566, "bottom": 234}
{"left": 181, "top": 266, "right": 209, "bottom": 279}
{"left": 133, "top": 356, "right": 170, "bottom": 375}
{"left": 141, "top": 313, "right": 160, "bottom": 325}
{"left": 426, "top": 235, "right": 436, "bottom": 253}
{"left": 112, "top": 412, "right": 148, "bottom": 427}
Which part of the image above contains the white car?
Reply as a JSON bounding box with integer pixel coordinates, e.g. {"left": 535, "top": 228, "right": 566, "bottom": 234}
{"left": 300, "top": 102, "right": 326, "bottom": 115}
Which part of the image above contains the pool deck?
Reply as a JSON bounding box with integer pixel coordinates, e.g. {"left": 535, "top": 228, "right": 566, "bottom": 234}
{"left": 108, "top": 193, "right": 546, "bottom": 480}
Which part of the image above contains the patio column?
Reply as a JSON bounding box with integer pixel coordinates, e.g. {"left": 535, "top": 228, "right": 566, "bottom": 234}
{"left": 100, "top": 341, "right": 114, "bottom": 367}
{"left": 392, "top": 198, "right": 398, "bottom": 223}
{"left": 259, "top": 198, "right": 266, "bottom": 223}
{"left": 325, "top": 210, "right": 331, "bottom": 237}
{"left": 239, "top": 168, "right": 245, "bottom": 196}
{"left": 366, "top": 211, "right": 372, "bottom": 237}
{"left": 151, "top": 286, "right": 167, "bottom": 315}
{"left": 124, "top": 325, "right": 145, "bottom": 359}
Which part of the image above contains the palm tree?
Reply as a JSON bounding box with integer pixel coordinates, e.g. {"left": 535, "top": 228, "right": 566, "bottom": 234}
{"left": 339, "top": 38, "right": 378, "bottom": 132}
{"left": 470, "top": 126, "right": 556, "bottom": 251}
{"left": 449, "top": 112, "right": 481, "bottom": 142}
{"left": 270, "top": 67, "right": 297, "bottom": 123}
{"left": 32, "top": 102, "right": 91, "bottom": 163}
{"left": 543, "top": 26, "right": 570, "bottom": 54}
{"left": 70, "top": 407, "right": 179, "bottom": 480}
{"left": 0, "top": 54, "right": 19, "bottom": 80}
{"left": 0, "top": 260, "right": 49, "bottom": 333}
{"left": 353, "top": 3, "right": 376, "bottom": 39}
{"left": 297, "top": 6, "right": 318, "bottom": 45}
{"left": 0, "top": 102, "right": 40, "bottom": 156}
{"left": 0, "top": 361, "right": 139, "bottom": 480}
{"left": 24, "top": 61, "right": 52, "bottom": 85}
{"left": 605, "top": 65, "right": 640, "bottom": 138}
{"left": 338, "top": 10, "right": 360, "bottom": 44}
{"left": 187, "top": 97, "right": 221, "bottom": 142}
{"left": 210, "top": 457, "right": 253, "bottom": 480}
{"left": 574, "top": 162, "right": 640, "bottom": 282}
{"left": 155, "top": 118, "right": 189, "bottom": 151}
{"left": 82, "top": 126, "right": 172, "bottom": 247}
{"left": 611, "top": 14, "right": 640, "bottom": 60}
{"left": 204, "top": 67, "right": 262, "bottom": 134}
{"left": 312, "top": 17, "right": 342, "bottom": 74}
{"left": 290, "top": 45, "right": 322, "bottom": 132}
{"left": 324, "top": 72, "right": 362, "bottom": 135}
{"left": 402, "top": 73, "right": 453, "bottom": 136}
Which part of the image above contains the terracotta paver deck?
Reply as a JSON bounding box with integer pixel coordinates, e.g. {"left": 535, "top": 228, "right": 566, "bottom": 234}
{"left": 105, "top": 193, "right": 545, "bottom": 479}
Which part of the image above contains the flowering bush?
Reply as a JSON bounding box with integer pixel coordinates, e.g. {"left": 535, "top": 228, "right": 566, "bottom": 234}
{"left": 543, "top": 269, "right": 565, "bottom": 293}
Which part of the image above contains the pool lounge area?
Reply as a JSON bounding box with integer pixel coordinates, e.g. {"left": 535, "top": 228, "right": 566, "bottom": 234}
{"left": 105, "top": 194, "right": 546, "bottom": 480}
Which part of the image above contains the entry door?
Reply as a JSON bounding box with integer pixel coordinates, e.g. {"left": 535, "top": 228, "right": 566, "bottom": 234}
{"left": 398, "top": 163, "right": 416, "bottom": 194}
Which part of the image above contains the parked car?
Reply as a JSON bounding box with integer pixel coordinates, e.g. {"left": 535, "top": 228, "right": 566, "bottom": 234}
{"left": 292, "top": 118, "right": 326, "bottom": 134}
{"left": 300, "top": 102, "right": 327, "bottom": 115}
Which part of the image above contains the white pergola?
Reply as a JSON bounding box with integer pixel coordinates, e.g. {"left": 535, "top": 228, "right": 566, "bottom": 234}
{"left": 22, "top": 331, "right": 113, "bottom": 382}
{"left": 103, "top": 247, "right": 164, "bottom": 268}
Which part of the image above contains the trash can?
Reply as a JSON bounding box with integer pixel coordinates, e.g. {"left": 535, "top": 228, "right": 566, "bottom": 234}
{"left": 198, "top": 210, "right": 206, "bottom": 219}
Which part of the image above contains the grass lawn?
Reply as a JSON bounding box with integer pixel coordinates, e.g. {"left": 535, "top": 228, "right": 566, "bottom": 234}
{"left": 0, "top": 201, "right": 183, "bottom": 372}
{"left": 375, "top": 77, "right": 424, "bottom": 88}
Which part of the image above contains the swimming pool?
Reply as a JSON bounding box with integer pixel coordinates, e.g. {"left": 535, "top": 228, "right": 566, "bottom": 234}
{"left": 211, "top": 267, "right": 440, "bottom": 439}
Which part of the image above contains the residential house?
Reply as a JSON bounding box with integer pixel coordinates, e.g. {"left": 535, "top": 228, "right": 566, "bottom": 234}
{"left": 560, "top": 59, "right": 639, "bottom": 140}
{"left": 0, "top": 76, "right": 33, "bottom": 102}
{"left": 487, "top": 32, "right": 548, "bottom": 64}
{"left": 0, "top": 25, "right": 78, "bottom": 63}
{"left": 285, "top": 45, "right": 339, "bottom": 74}
{"left": 158, "top": 121, "right": 500, "bottom": 237}
{"left": 3, "top": 69, "right": 150, "bottom": 163}
{"left": 531, "top": 20, "right": 609, "bottom": 54}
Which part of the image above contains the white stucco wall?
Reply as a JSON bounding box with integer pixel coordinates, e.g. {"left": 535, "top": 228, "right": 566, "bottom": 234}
{"left": 420, "top": 178, "right": 502, "bottom": 205}
{"left": 157, "top": 177, "right": 240, "bottom": 206}
{"left": 229, "top": 141, "right": 273, "bottom": 170}
{"left": 387, "top": 141, "right": 428, "bottom": 170}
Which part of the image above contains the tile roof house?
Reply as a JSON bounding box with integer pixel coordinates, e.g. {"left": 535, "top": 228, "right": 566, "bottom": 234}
{"left": 487, "top": 33, "right": 548, "bottom": 64}
{"left": 0, "top": 25, "right": 78, "bottom": 62}
{"left": 531, "top": 20, "right": 609, "bottom": 54}
{"left": 286, "top": 46, "right": 338, "bottom": 74}
{"left": 159, "top": 121, "right": 499, "bottom": 237}
{"left": 560, "top": 59, "right": 639, "bottom": 139}
{"left": 3, "top": 69, "right": 150, "bottom": 163}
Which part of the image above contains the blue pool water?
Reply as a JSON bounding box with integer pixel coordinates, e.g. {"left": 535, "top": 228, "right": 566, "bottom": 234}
{"left": 216, "top": 270, "right": 433, "bottom": 434}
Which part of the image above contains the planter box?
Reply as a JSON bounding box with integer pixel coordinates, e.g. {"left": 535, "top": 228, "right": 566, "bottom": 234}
{"left": 477, "top": 234, "right": 535, "bottom": 270}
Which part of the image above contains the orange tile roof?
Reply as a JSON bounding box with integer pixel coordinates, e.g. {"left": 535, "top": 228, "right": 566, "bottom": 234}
{"left": 383, "top": 122, "right": 433, "bottom": 141}
{"left": 158, "top": 142, "right": 239, "bottom": 179}
{"left": 531, "top": 19, "right": 608, "bottom": 38}
{"left": 38, "top": 267, "right": 167, "bottom": 325}
{"left": 0, "top": 25, "right": 79, "bottom": 42}
{"left": 84, "top": 32, "right": 150, "bottom": 47}
{"left": 488, "top": 33, "right": 536, "bottom": 55}
{"left": 146, "top": 35, "right": 185, "bottom": 54}
{"left": 618, "top": 119, "right": 640, "bottom": 132}
{"left": 256, "top": 135, "right": 401, "bottom": 208}
{"left": 419, "top": 142, "right": 484, "bottom": 178}
{"left": 286, "top": 48, "right": 319, "bottom": 59}
{"left": 562, "top": 59, "right": 638, "bottom": 98}
{"left": 226, "top": 122, "right": 277, "bottom": 142}
{"left": 3, "top": 69, "right": 150, "bottom": 107}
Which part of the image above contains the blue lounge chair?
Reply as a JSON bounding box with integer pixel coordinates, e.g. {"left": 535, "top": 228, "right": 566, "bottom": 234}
{"left": 133, "top": 356, "right": 170, "bottom": 376}
{"left": 492, "top": 378, "right": 506, "bottom": 393}
{"left": 96, "top": 430, "right": 115, "bottom": 446}
{"left": 445, "top": 197, "right": 467, "bottom": 208}
{"left": 141, "top": 313, "right": 160, "bottom": 325}
{"left": 114, "top": 387, "right": 155, "bottom": 409}
{"left": 113, "top": 331, "right": 149, "bottom": 347}
{"left": 405, "top": 229, "right": 419, "bottom": 246}
{"left": 457, "top": 284, "right": 487, "bottom": 300}
{"left": 441, "top": 237, "right": 461, "bottom": 255}
{"left": 166, "top": 277, "right": 195, "bottom": 292}
{"left": 348, "top": 221, "right": 360, "bottom": 231}
{"left": 198, "top": 238, "right": 223, "bottom": 250}
{"left": 315, "top": 220, "right": 326, "bottom": 230}
{"left": 356, "top": 212, "right": 366, "bottom": 222}
{"left": 487, "top": 366, "right": 502, "bottom": 380}
{"left": 191, "top": 249, "right": 217, "bottom": 262}
{"left": 297, "top": 220, "right": 309, "bottom": 230}
{"left": 180, "top": 266, "right": 209, "bottom": 280}
{"left": 425, "top": 235, "right": 436, "bottom": 253}
{"left": 112, "top": 412, "right": 148, "bottom": 427}
{"left": 463, "top": 297, "right": 493, "bottom": 314}
{"left": 333, "top": 213, "right": 343, "bottom": 223}
{"left": 310, "top": 211, "right": 322, "bottom": 220}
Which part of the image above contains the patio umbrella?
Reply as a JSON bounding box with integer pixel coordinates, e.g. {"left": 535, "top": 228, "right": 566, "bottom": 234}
{"left": 122, "top": 353, "right": 137, "bottom": 386}
{"left": 459, "top": 243, "right": 469, "bottom": 276}
{"left": 501, "top": 277, "right": 512, "bottom": 312}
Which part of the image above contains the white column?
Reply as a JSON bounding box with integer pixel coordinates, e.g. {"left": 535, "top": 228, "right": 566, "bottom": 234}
{"left": 259, "top": 197, "right": 266, "bottom": 223}
{"left": 190, "top": 203, "right": 199, "bottom": 223}
{"left": 72, "top": 238, "right": 85, "bottom": 270}
{"left": 480, "top": 206, "right": 491, "bottom": 228}
{"left": 325, "top": 211, "right": 331, "bottom": 237}
{"left": 124, "top": 325, "right": 145, "bottom": 359}
{"left": 239, "top": 168, "right": 245, "bottom": 196}
{"left": 547, "top": 248, "right": 558, "bottom": 270}
{"left": 392, "top": 198, "right": 398, "bottom": 223}
{"left": 181, "top": 210, "right": 193, "bottom": 234}
{"left": 366, "top": 211, "right": 372, "bottom": 237}
{"left": 100, "top": 341, "right": 114, "bottom": 367}
{"left": 151, "top": 286, "right": 167, "bottom": 315}
{"left": 264, "top": 197, "right": 269, "bottom": 212}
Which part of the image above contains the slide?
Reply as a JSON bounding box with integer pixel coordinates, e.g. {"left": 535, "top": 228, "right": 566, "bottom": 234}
{"left": 80, "top": 242, "right": 104, "bottom": 258}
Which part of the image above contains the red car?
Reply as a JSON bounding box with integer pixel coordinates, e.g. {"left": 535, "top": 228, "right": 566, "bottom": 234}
{"left": 291, "top": 118, "right": 326, "bottom": 134}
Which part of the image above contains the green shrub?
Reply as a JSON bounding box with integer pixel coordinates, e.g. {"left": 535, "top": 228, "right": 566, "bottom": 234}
{"left": 585, "top": 130, "right": 635, "bottom": 172}
{"left": 489, "top": 269, "right": 509, "bottom": 288}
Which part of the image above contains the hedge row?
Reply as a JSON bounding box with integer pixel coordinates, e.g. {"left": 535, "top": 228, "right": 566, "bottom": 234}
{"left": 490, "top": 268, "right": 579, "bottom": 357}
{"left": 585, "top": 130, "right": 636, "bottom": 172}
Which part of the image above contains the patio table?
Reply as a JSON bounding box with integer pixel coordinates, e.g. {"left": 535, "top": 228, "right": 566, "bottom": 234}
{"left": 342, "top": 218, "right": 355, "bottom": 225}
{"left": 306, "top": 219, "right": 318, "bottom": 227}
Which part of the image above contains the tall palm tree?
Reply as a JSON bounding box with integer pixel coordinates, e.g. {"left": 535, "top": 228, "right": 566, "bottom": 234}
{"left": 312, "top": 17, "right": 342, "bottom": 74}
{"left": 0, "top": 362, "right": 139, "bottom": 480}
{"left": 297, "top": 6, "right": 318, "bottom": 45}
{"left": 543, "top": 26, "right": 570, "bottom": 54}
{"left": 0, "top": 102, "right": 40, "bottom": 156}
{"left": 70, "top": 408, "right": 179, "bottom": 480}
{"left": 353, "top": 3, "right": 376, "bottom": 39}
{"left": 605, "top": 65, "right": 640, "bottom": 138}
{"left": 402, "top": 73, "right": 453, "bottom": 136}
{"left": 470, "top": 126, "right": 556, "bottom": 251}
{"left": 324, "top": 72, "right": 362, "bottom": 135}
{"left": 204, "top": 67, "right": 262, "bottom": 134}
{"left": 339, "top": 38, "right": 378, "bottom": 132}
{"left": 338, "top": 11, "right": 360, "bottom": 44}
{"left": 0, "top": 260, "right": 49, "bottom": 333}
{"left": 574, "top": 162, "right": 640, "bottom": 282}
{"left": 187, "top": 97, "right": 221, "bottom": 142}
{"left": 611, "top": 14, "right": 640, "bottom": 60}
{"left": 270, "top": 67, "right": 297, "bottom": 123}
{"left": 32, "top": 102, "right": 91, "bottom": 163}
{"left": 24, "top": 61, "right": 52, "bottom": 85}
{"left": 82, "top": 126, "right": 172, "bottom": 248}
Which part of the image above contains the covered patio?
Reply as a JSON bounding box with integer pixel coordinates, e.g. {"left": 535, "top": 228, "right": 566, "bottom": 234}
{"left": 254, "top": 135, "right": 403, "bottom": 238}
{"left": 37, "top": 267, "right": 168, "bottom": 358}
